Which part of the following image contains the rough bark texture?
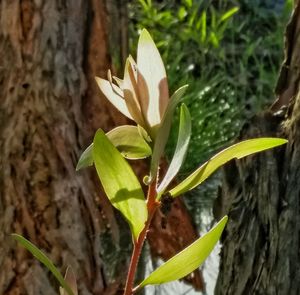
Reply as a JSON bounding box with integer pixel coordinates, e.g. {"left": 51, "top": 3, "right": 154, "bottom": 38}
{"left": 215, "top": 2, "right": 300, "bottom": 294}
{"left": 0, "top": 1, "right": 127, "bottom": 294}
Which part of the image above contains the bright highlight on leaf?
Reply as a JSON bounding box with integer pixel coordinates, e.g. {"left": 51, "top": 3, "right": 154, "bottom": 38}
{"left": 12, "top": 234, "right": 74, "bottom": 295}
{"left": 169, "top": 138, "right": 288, "bottom": 197}
{"left": 138, "top": 216, "right": 228, "bottom": 287}
{"left": 220, "top": 6, "right": 239, "bottom": 23}
{"left": 93, "top": 129, "right": 148, "bottom": 239}
{"left": 157, "top": 104, "right": 191, "bottom": 194}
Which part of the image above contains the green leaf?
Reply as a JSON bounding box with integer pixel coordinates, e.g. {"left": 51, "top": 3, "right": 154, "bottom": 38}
{"left": 201, "top": 11, "right": 207, "bottom": 43}
{"left": 138, "top": 216, "right": 228, "bottom": 287}
{"left": 93, "top": 129, "right": 148, "bottom": 239}
{"left": 147, "top": 85, "right": 189, "bottom": 184}
{"left": 107, "top": 125, "right": 152, "bottom": 159}
{"left": 157, "top": 104, "right": 191, "bottom": 194}
{"left": 220, "top": 6, "right": 239, "bottom": 23}
{"left": 12, "top": 234, "right": 74, "bottom": 295}
{"left": 169, "top": 138, "right": 287, "bottom": 197}
{"left": 76, "top": 143, "right": 93, "bottom": 171}
{"left": 76, "top": 126, "right": 152, "bottom": 170}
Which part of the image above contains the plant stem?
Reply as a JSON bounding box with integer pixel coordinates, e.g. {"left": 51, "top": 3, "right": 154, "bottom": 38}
{"left": 123, "top": 181, "right": 159, "bottom": 295}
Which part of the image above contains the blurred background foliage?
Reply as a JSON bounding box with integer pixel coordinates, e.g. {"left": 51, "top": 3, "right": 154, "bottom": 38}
{"left": 128, "top": 0, "right": 292, "bottom": 224}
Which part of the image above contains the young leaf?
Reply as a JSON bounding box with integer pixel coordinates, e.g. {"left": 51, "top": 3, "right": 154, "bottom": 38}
{"left": 137, "top": 29, "right": 169, "bottom": 129}
{"left": 157, "top": 104, "right": 191, "bottom": 194}
{"left": 147, "top": 85, "right": 188, "bottom": 184}
{"left": 60, "top": 267, "right": 78, "bottom": 295}
{"left": 107, "top": 125, "right": 152, "bottom": 159}
{"left": 169, "top": 138, "right": 288, "bottom": 197}
{"left": 138, "top": 216, "right": 228, "bottom": 287}
{"left": 95, "top": 77, "right": 133, "bottom": 120}
{"left": 93, "top": 129, "right": 148, "bottom": 239}
{"left": 76, "top": 143, "right": 93, "bottom": 171}
{"left": 12, "top": 234, "right": 74, "bottom": 295}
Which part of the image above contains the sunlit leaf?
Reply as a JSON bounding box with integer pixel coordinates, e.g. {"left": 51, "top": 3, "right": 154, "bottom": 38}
{"left": 201, "top": 11, "right": 207, "bottom": 43}
{"left": 147, "top": 85, "right": 188, "bottom": 184}
{"left": 220, "top": 7, "right": 239, "bottom": 23}
{"left": 138, "top": 216, "right": 228, "bottom": 287}
{"left": 93, "top": 129, "right": 148, "bottom": 239}
{"left": 157, "top": 104, "right": 191, "bottom": 194}
{"left": 137, "top": 29, "right": 169, "bottom": 129}
{"left": 169, "top": 138, "right": 288, "bottom": 197}
{"left": 60, "top": 267, "right": 78, "bottom": 295}
{"left": 12, "top": 234, "right": 74, "bottom": 295}
{"left": 107, "top": 125, "right": 152, "bottom": 159}
{"left": 76, "top": 126, "right": 152, "bottom": 170}
{"left": 95, "top": 77, "right": 133, "bottom": 120}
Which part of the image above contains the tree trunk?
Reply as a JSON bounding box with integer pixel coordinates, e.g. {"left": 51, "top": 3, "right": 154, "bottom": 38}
{"left": 0, "top": 1, "right": 128, "bottom": 294}
{"left": 215, "top": 2, "right": 300, "bottom": 294}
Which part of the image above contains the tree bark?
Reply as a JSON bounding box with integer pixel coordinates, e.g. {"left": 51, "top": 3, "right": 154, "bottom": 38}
{"left": 215, "top": 2, "right": 300, "bottom": 294}
{"left": 0, "top": 1, "right": 127, "bottom": 294}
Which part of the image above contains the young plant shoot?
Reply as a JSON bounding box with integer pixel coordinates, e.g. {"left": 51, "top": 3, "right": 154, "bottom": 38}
{"left": 13, "top": 29, "right": 287, "bottom": 295}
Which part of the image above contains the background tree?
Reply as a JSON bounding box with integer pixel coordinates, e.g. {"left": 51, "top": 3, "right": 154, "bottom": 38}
{"left": 0, "top": 1, "right": 130, "bottom": 294}
{"left": 215, "top": 1, "right": 300, "bottom": 294}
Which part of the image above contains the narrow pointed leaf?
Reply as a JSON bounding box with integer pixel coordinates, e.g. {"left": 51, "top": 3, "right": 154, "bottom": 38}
{"left": 93, "top": 129, "right": 147, "bottom": 239}
{"left": 95, "top": 77, "right": 133, "bottom": 120}
{"left": 157, "top": 104, "right": 191, "bottom": 194}
{"left": 12, "top": 234, "right": 74, "bottom": 295}
{"left": 139, "top": 216, "right": 228, "bottom": 287}
{"left": 220, "top": 7, "right": 239, "bottom": 23}
{"left": 123, "top": 58, "right": 147, "bottom": 128}
{"left": 60, "top": 267, "right": 78, "bottom": 295}
{"left": 107, "top": 125, "right": 152, "bottom": 159}
{"left": 169, "top": 138, "right": 288, "bottom": 197}
{"left": 137, "top": 29, "right": 169, "bottom": 128}
{"left": 147, "top": 85, "right": 188, "bottom": 184}
{"left": 76, "top": 143, "right": 93, "bottom": 170}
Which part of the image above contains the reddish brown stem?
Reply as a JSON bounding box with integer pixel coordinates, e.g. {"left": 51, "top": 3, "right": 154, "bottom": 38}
{"left": 123, "top": 181, "right": 160, "bottom": 295}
